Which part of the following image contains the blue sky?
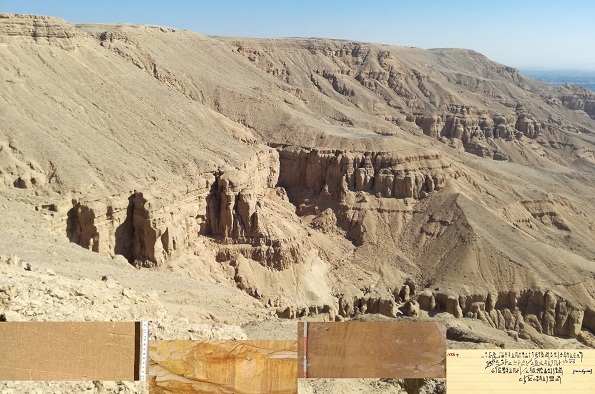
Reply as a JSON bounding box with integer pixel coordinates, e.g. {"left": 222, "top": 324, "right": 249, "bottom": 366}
{"left": 2, "top": 0, "right": 594, "bottom": 69}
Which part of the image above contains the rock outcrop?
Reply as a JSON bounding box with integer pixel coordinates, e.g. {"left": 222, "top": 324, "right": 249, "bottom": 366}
{"left": 277, "top": 146, "right": 451, "bottom": 201}
{"left": 63, "top": 180, "right": 211, "bottom": 267}
{"left": 557, "top": 88, "right": 595, "bottom": 119}
{"left": 409, "top": 109, "right": 542, "bottom": 141}
{"left": 66, "top": 202, "right": 100, "bottom": 253}
{"left": 61, "top": 147, "right": 284, "bottom": 268}
{"left": 0, "top": 141, "right": 47, "bottom": 189}
{"left": 206, "top": 148, "right": 279, "bottom": 239}
{"left": 335, "top": 284, "right": 589, "bottom": 339}
{"left": 0, "top": 14, "right": 81, "bottom": 50}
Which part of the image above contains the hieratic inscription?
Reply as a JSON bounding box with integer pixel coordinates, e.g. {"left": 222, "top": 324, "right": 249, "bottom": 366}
{"left": 447, "top": 349, "right": 595, "bottom": 393}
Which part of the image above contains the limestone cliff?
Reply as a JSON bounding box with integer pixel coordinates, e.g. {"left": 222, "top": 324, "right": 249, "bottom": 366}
{"left": 277, "top": 146, "right": 450, "bottom": 200}
{"left": 0, "top": 13, "right": 81, "bottom": 50}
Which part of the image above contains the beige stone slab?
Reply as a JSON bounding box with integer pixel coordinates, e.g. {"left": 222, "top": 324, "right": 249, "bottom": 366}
{"left": 447, "top": 349, "right": 595, "bottom": 393}
{"left": 298, "top": 322, "right": 446, "bottom": 378}
{"left": 149, "top": 340, "right": 298, "bottom": 394}
{"left": 0, "top": 322, "right": 139, "bottom": 381}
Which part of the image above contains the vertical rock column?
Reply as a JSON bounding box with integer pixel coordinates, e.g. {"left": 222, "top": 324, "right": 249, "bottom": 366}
{"left": 66, "top": 202, "right": 100, "bottom": 253}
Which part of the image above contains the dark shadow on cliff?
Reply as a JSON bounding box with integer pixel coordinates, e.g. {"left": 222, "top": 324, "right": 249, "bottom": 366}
{"left": 114, "top": 194, "right": 134, "bottom": 262}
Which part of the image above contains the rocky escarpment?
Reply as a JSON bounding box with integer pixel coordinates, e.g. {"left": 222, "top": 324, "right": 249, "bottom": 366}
{"left": 206, "top": 149, "right": 279, "bottom": 243}
{"left": 61, "top": 147, "right": 311, "bottom": 275}
{"left": 204, "top": 148, "right": 315, "bottom": 271}
{"left": 561, "top": 94, "right": 595, "bottom": 119}
{"left": 57, "top": 145, "right": 334, "bottom": 315}
{"left": 335, "top": 284, "right": 593, "bottom": 341}
{"left": 75, "top": 26, "right": 595, "bottom": 164}
{"left": 277, "top": 146, "right": 452, "bottom": 201}
{"left": 276, "top": 146, "right": 458, "bottom": 249}
{"left": 406, "top": 102, "right": 553, "bottom": 160}
{"left": 521, "top": 200, "right": 571, "bottom": 231}
{"left": 541, "top": 86, "right": 595, "bottom": 120}
{"left": 270, "top": 147, "right": 595, "bottom": 341}
{"left": 0, "top": 14, "right": 81, "bottom": 50}
{"left": 0, "top": 141, "right": 48, "bottom": 189}
{"left": 61, "top": 149, "right": 282, "bottom": 268}
{"left": 63, "top": 181, "right": 210, "bottom": 267}
{"left": 409, "top": 104, "right": 542, "bottom": 142}
{"left": 274, "top": 277, "right": 594, "bottom": 341}
{"left": 228, "top": 39, "right": 595, "bottom": 163}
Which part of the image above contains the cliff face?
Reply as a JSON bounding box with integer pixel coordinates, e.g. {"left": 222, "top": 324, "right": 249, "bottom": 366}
{"left": 555, "top": 87, "right": 595, "bottom": 119}
{"left": 0, "top": 14, "right": 81, "bottom": 50}
{"left": 225, "top": 39, "right": 595, "bottom": 162}
{"left": 277, "top": 147, "right": 450, "bottom": 200}
{"left": 63, "top": 182, "right": 210, "bottom": 267}
{"left": 207, "top": 149, "right": 279, "bottom": 242}
{"left": 62, "top": 148, "right": 280, "bottom": 268}
{"left": 2, "top": 14, "right": 595, "bottom": 343}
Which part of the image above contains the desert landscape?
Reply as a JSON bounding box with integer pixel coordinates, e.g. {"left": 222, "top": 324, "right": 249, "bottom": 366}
{"left": 1, "top": 12, "right": 595, "bottom": 393}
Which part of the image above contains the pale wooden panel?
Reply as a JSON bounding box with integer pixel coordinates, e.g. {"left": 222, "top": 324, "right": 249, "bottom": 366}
{"left": 149, "top": 340, "right": 297, "bottom": 394}
{"left": 0, "top": 322, "right": 139, "bottom": 381}
{"left": 448, "top": 349, "right": 595, "bottom": 393}
{"left": 298, "top": 322, "right": 446, "bottom": 378}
